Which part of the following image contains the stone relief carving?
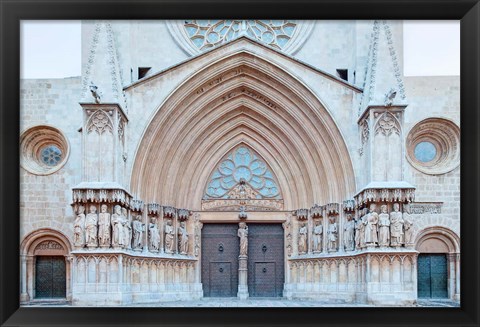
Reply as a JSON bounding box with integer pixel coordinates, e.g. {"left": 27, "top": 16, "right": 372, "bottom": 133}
{"left": 390, "top": 203, "right": 404, "bottom": 247}
{"left": 36, "top": 241, "right": 63, "bottom": 251}
{"left": 409, "top": 203, "right": 442, "bottom": 214}
{"left": 98, "top": 204, "right": 111, "bottom": 247}
{"left": 194, "top": 213, "right": 203, "bottom": 257}
{"left": 359, "top": 119, "right": 369, "bottom": 156}
{"left": 164, "top": 219, "right": 175, "bottom": 254}
{"left": 85, "top": 205, "right": 99, "bottom": 247}
{"left": 87, "top": 110, "right": 113, "bottom": 135}
{"left": 403, "top": 203, "right": 414, "bottom": 247}
{"left": 178, "top": 221, "right": 189, "bottom": 255}
{"left": 201, "top": 199, "right": 284, "bottom": 211}
{"left": 295, "top": 208, "right": 309, "bottom": 220}
{"left": 327, "top": 217, "right": 338, "bottom": 252}
{"left": 74, "top": 205, "right": 86, "bottom": 247}
{"left": 132, "top": 215, "right": 144, "bottom": 251}
{"left": 343, "top": 214, "right": 355, "bottom": 251}
{"left": 378, "top": 205, "right": 391, "bottom": 247}
{"left": 283, "top": 214, "right": 293, "bottom": 257}
{"left": 148, "top": 217, "right": 160, "bottom": 252}
{"left": 312, "top": 220, "right": 323, "bottom": 253}
{"left": 365, "top": 204, "right": 379, "bottom": 246}
{"left": 375, "top": 112, "right": 400, "bottom": 136}
{"left": 238, "top": 222, "right": 248, "bottom": 256}
{"left": 298, "top": 222, "right": 308, "bottom": 255}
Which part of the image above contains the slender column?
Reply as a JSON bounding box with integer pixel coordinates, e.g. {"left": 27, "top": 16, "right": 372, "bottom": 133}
{"left": 237, "top": 222, "right": 249, "bottom": 299}
{"left": 455, "top": 253, "right": 460, "bottom": 300}
{"left": 338, "top": 206, "right": 345, "bottom": 253}
{"left": 322, "top": 208, "right": 328, "bottom": 253}
{"left": 20, "top": 255, "right": 29, "bottom": 302}
{"left": 307, "top": 212, "right": 313, "bottom": 254}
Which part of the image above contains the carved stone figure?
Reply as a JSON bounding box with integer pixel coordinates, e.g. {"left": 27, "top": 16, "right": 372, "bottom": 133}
{"left": 403, "top": 203, "right": 414, "bottom": 246}
{"left": 358, "top": 209, "right": 367, "bottom": 248}
{"left": 178, "top": 221, "right": 189, "bottom": 255}
{"left": 312, "top": 220, "right": 323, "bottom": 253}
{"left": 298, "top": 222, "right": 308, "bottom": 255}
{"left": 148, "top": 217, "right": 160, "bottom": 252}
{"left": 85, "top": 205, "right": 98, "bottom": 247}
{"left": 73, "top": 205, "right": 86, "bottom": 247}
{"left": 164, "top": 219, "right": 175, "bottom": 254}
{"left": 390, "top": 203, "right": 404, "bottom": 246}
{"left": 194, "top": 213, "right": 202, "bottom": 257}
{"left": 343, "top": 214, "right": 355, "bottom": 251}
{"left": 365, "top": 204, "right": 379, "bottom": 246}
{"left": 238, "top": 222, "right": 248, "bottom": 256}
{"left": 378, "top": 205, "right": 391, "bottom": 247}
{"left": 327, "top": 217, "right": 338, "bottom": 252}
{"left": 122, "top": 207, "right": 132, "bottom": 249}
{"left": 111, "top": 205, "right": 124, "bottom": 247}
{"left": 132, "top": 215, "right": 144, "bottom": 250}
{"left": 98, "top": 204, "right": 111, "bottom": 247}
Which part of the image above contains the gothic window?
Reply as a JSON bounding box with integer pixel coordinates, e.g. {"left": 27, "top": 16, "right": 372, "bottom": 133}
{"left": 204, "top": 146, "right": 281, "bottom": 199}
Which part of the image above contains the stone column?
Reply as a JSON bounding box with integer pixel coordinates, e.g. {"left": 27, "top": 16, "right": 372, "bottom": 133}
{"left": 322, "top": 207, "right": 328, "bottom": 254}
{"left": 20, "top": 255, "right": 29, "bottom": 302}
{"left": 455, "top": 253, "right": 460, "bottom": 301}
{"left": 237, "top": 222, "right": 249, "bottom": 299}
{"left": 307, "top": 212, "right": 313, "bottom": 254}
{"left": 338, "top": 207, "right": 345, "bottom": 253}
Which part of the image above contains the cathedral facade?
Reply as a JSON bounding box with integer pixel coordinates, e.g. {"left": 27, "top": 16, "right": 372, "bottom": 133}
{"left": 19, "top": 20, "right": 460, "bottom": 306}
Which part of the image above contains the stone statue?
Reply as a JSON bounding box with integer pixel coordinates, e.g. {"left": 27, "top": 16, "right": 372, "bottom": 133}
{"left": 85, "top": 205, "right": 98, "bottom": 247}
{"left": 378, "top": 204, "right": 391, "bottom": 247}
{"left": 365, "top": 204, "right": 379, "bottom": 246}
{"left": 238, "top": 222, "right": 248, "bottom": 256}
{"left": 390, "top": 203, "right": 404, "bottom": 246}
{"left": 73, "top": 205, "right": 86, "bottom": 247}
{"left": 312, "top": 220, "right": 323, "bottom": 253}
{"left": 403, "top": 203, "right": 414, "bottom": 246}
{"left": 327, "top": 217, "right": 338, "bottom": 252}
{"left": 148, "top": 217, "right": 160, "bottom": 252}
{"left": 358, "top": 209, "right": 367, "bottom": 249}
{"left": 343, "top": 214, "right": 355, "bottom": 251}
{"left": 98, "top": 204, "right": 111, "bottom": 247}
{"left": 298, "top": 222, "right": 308, "bottom": 255}
{"left": 132, "top": 215, "right": 144, "bottom": 250}
{"left": 164, "top": 219, "right": 175, "bottom": 254}
{"left": 122, "top": 207, "right": 132, "bottom": 249}
{"left": 178, "top": 221, "right": 189, "bottom": 255}
{"left": 111, "top": 205, "right": 124, "bottom": 248}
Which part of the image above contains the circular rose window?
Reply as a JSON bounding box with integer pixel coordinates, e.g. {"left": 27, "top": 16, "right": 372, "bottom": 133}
{"left": 406, "top": 118, "right": 460, "bottom": 175}
{"left": 20, "top": 126, "right": 70, "bottom": 175}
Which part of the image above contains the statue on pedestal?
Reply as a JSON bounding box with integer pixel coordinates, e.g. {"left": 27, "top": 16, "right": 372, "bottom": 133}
{"left": 298, "top": 222, "right": 307, "bottom": 255}
{"left": 343, "top": 214, "right": 355, "bottom": 251}
{"left": 390, "top": 203, "right": 404, "bottom": 246}
{"left": 365, "top": 204, "right": 379, "bottom": 246}
{"left": 132, "top": 215, "right": 144, "bottom": 250}
{"left": 378, "top": 205, "right": 391, "bottom": 247}
{"left": 73, "top": 205, "right": 86, "bottom": 247}
{"left": 98, "top": 204, "right": 111, "bottom": 247}
{"left": 164, "top": 219, "right": 175, "bottom": 254}
{"left": 178, "top": 221, "right": 189, "bottom": 255}
{"left": 313, "top": 220, "right": 323, "bottom": 253}
{"left": 85, "top": 205, "right": 98, "bottom": 247}
{"left": 403, "top": 203, "right": 414, "bottom": 246}
{"left": 148, "top": 217, "right": 160, "bottom": 252}
{"left": 238, "top": 222, "right": 248, "bottom": 256}
{"left": 327, "top": 217, "right": 338, "bottom": 252}
{"left": 111, "top": 205, "right": 124, "bottom": 248}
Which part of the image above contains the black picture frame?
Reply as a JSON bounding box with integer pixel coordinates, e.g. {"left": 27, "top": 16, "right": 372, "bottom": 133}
{"left": 1, "top": 0, "right": 479, "bottom": 326}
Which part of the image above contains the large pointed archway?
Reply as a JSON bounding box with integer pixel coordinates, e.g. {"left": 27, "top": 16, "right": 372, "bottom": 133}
{"left": 130, "top": 49, "right": 356, "bottom": 210}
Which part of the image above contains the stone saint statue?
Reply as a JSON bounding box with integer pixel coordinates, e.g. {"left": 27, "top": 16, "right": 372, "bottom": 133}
{"left": 327, "top": 217, "right": 338, "bottom": 252}
{"left": 378, "top": 205, "right": 391, "bottom": 247}
{"left": 85, "top": 205, "right": 98, "bottom": 247}
{"left": 111, "top": 205, "right": 124, "bottom": 247}
{"left": 390, "top": 203, "right": 404, "bottom": 246}
{"left": 358, "top": 209, "right": 367, "bottom": 249}
{"left": 403, "top": 203, "right": 414, "bottom": 246}
{"left": 122, "top": 207, "right": 132, "bottom": 249}
{"left": 178, "top": 221, "right": 189, "bottom": 255}
{"left": 238, "top": 222, "right": 248, "bottom": 256}
{"left": 98, "top": 204, "right": 111, "bottom": 247}
{"left": 73, "top": 205, "right": 86, "bottom": 247}
{"left": 313, "top": 220, "right": 323, "bottom": 253}
{"left": 132, "top": 215, "right": 144, "bottom": 250}
{"left": 148, "top": 217, "right": 160, "bottom": 252}
{"left": 164, "top": 219, "right": 175, "bottom": 254}
{"left": 298, "top": 222, "right": 308, "bottom": 255}
{"left": 343, "top": 214, "right": 355, "bottom": 251}
{"left": 365, "top": 204, "right": 379, "bottom": 246}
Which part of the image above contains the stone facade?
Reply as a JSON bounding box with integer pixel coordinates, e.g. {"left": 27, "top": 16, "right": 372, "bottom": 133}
{"left": 20, "top": 20, "right": 460, "bottom": 306}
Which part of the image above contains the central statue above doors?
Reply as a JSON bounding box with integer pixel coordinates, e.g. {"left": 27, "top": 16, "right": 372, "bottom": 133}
{"left": 202, "top": 146, "right": 284, "bottom": 211}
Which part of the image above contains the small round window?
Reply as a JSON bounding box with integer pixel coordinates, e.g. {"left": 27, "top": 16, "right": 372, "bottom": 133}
{"left": 20, "top": 126, "right": 69, "bottom": 175}
{"left": 40, "top": 145, "right": 63, "bottom": 166}
{"left": 414, "top": 141, "right": 437, "bottom": 163}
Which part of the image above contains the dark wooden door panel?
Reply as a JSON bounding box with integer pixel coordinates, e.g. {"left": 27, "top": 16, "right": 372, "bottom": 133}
{"left": 201, "top": 224, "right": 239, "bottom": 297}
{"left": 35, "top": 256, "right": 66, "bottom": 299}
{"left": 248, "top": 224, "right": 284, "bottom": 297}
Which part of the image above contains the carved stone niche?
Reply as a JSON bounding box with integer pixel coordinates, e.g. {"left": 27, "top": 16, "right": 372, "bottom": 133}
{"left": 178, "top": 208, "right": 191, "bottom": 221}
{"left": 294, "top": 208, "right": 309, "bottom": 220}
{"left": 163, "top": 206, "right": 176, "bottom": 218}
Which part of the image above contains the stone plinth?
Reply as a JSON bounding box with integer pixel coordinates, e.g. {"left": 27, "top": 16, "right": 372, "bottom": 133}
{"left": 237, "top": 255, "right": 249, "bottom": 299}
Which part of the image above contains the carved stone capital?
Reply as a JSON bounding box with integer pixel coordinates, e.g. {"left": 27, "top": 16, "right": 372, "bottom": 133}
{"left": 130, "top": 199, "right": 144, "bottom": 213}
{"left": 310, "top": 204, "right": 323, "bottom": 218}
{"left": 147, "top": 203, "right": 161, "bottom": 215}
{"left": 177, "top": 208, "right": 192, "bottom": 220}
{"left": 293, "top": 208, "right": 309, "bottom": 220}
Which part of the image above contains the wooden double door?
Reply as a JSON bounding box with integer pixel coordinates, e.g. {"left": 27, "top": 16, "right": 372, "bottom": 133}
{"left": 201, "top": 223, "right": 284, "bottom": 297}
{"left": 417, "top": 254, "right": 448, "bottom": 298}
{"left": 35, "top": 256, "right": 66, "bottom": 299}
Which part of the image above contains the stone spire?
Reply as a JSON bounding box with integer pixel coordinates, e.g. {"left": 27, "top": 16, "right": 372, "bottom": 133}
{"left": 81, "top": 21, "right": 127, "bottom": 111}
{"left": 359, "top": 20, "right": 407, "bottom": 116}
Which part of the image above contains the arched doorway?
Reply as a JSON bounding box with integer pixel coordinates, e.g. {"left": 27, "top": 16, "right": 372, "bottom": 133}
{"left": 20, "top": 229, "right": 72, "bottom": 303}
{"left": 415, "top": 227, "right": 460, "bottom": 300}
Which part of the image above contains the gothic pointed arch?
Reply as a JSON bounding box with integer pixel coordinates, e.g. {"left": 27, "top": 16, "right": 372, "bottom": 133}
{"left": 130, "top": 45, "right": 356, "bottom": 210}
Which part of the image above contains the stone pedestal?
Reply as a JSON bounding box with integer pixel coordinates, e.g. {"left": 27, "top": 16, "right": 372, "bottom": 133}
{"left": 237, "top": 255, "right": 249, "bottom": 299}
